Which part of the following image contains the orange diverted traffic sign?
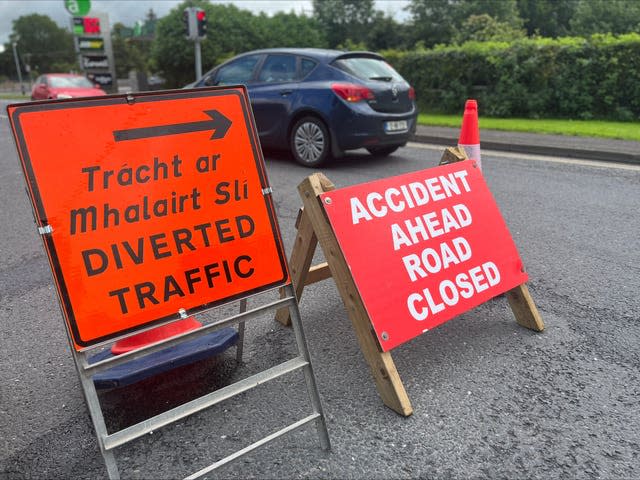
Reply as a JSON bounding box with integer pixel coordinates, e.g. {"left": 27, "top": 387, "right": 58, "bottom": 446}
{"left": 8, "top": 87, "right": 289, "bottom": 349}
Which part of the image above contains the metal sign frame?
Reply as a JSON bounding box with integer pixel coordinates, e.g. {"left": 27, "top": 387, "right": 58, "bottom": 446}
{"left": 72, "top": 285, "right": 329, "bottom": 479}
{"left": 7, "top": 88, "right": 330, "bottom": 478}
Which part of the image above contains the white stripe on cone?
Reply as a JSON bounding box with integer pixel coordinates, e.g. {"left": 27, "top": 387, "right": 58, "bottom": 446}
{"left": 458, "top": 143, "right": 481, "bottom": 170}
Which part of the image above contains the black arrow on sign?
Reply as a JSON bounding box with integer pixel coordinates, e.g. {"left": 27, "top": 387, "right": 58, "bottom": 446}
{"left": 113, "top": 110, "right": 232, "bottom": 142}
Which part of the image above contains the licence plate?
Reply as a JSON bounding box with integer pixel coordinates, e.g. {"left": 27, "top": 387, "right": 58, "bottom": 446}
{"left": 384, "top": 120, "right": 408, "bottom": 133}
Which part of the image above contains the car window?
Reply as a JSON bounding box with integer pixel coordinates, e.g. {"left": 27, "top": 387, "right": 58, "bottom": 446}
{"left": 213, "top": 54, "right": 261, "bottom": 86}
{"left": 49, "top": 76, "right": 94, "bottom": 88}
{"left": 257, "top": 55, "right": 297, "bottom": 83}
{"left": 332, "top": 57, "right": 403, "bottom": 82}
{"left": 299, "top": 58, "right": 317, "bottom": 79}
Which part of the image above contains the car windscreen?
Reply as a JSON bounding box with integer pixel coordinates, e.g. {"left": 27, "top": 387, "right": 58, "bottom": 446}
{"left": 49, "top": 76, "right": 94, "bottom": 88}
{"left": 331, "top": 57, "right": 404, "bottom": 82}
{"left": 213, "top": 54, "right": 261, "bottom": 85}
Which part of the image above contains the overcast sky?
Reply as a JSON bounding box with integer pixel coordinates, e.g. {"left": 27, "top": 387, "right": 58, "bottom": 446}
{"left": 0, "top": 0, "right": 410, "bottom": 47}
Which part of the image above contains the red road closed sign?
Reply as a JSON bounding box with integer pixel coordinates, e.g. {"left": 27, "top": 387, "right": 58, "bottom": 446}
{"left": 320, "top": 160, "right": 528, "bottom": 351}
{"left": 8, "top": 87, "right": 288, "bottom": 349}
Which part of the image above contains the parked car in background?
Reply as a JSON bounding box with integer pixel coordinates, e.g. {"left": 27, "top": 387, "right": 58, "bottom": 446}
{"left": 188, "top": 48, "right": 417, "bottom": 166}
{"left": 31, "top": 73, "right": 106, "bottom": 100}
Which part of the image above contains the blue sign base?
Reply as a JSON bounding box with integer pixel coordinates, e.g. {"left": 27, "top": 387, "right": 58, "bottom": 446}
{"left": 89, "top": 327, "right": 239, "bottom": 389}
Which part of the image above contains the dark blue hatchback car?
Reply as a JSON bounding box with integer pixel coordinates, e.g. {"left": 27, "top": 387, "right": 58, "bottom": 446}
{"left": 191, "top": 48, "right": 418, "bottom": 166}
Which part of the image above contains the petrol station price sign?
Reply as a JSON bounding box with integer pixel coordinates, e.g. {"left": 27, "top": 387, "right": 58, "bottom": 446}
{"left": 8, "top": 87, "right": 288, "bottom": 349}
{"left": 320, "top": 161, "right": 528, "bottom": 351}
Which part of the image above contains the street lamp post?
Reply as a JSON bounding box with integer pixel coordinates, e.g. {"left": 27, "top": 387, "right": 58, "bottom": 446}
{"left": 11, "top": 42, "right": 26, "bottom": 95}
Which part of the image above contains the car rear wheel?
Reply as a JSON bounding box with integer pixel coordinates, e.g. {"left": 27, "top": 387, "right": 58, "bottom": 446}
{"left": 290, "top": 116, "right": 330, "bottom": 167}
{"left": 366, "top": 145, "right": 400, "bottom": 157}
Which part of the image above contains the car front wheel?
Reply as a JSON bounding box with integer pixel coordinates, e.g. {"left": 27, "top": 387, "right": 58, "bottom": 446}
{"left": 290, "top": 116, "right": 330, "bottom": 167}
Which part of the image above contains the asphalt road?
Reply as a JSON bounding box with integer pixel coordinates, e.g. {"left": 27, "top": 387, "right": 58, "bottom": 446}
{"left": 1, "top": 102, "right": 639, "bottom": 479}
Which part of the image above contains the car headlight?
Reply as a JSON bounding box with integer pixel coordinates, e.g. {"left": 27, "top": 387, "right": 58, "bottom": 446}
{"left": 56, "top": 93, "right": 72, "bottom": 99}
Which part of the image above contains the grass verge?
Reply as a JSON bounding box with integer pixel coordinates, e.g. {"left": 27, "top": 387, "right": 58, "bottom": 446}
{"left": 418, "top": 114, "right": 640, "bottom": 142}
{"left": 0, "top": 93, "right": 29, "bottom": 100}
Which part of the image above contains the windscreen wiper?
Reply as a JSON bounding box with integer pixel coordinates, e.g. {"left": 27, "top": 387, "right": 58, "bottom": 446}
{"left": 369, "top": 76, "right": 392, "bottom": 81}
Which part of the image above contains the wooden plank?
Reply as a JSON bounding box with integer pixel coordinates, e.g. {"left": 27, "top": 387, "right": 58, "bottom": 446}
{"left": 305, "top": 262, "right": 332, "bottom": 285}
{"left": 275, "top": 209, "right": 318, "bottom": 326}
{"left": 506, "top": 283, "right": 545, "bottom": 332}
{"left": 298, "top": 173, "right": 413, "bottom": 416}
{"left": 439, "top": 146, "right": 468, "bottom": 165}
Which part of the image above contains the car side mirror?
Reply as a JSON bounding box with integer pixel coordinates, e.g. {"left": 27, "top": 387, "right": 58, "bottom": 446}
{"left": 203, "top": 76, "right": 217, "bottom": 87}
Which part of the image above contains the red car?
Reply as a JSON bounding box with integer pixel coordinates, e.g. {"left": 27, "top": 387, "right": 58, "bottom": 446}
{"left": 31, "top": 73, "right": 106, "bottom": 100}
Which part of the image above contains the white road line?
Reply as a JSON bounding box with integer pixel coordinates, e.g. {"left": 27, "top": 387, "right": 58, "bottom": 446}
{"left": 407, "top": 141, "right": 640, "bottom": 171}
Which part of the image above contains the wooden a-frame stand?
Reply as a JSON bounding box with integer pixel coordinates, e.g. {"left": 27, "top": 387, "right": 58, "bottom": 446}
{"left": 275, "top": 154, "right": 544, "bottom": 417}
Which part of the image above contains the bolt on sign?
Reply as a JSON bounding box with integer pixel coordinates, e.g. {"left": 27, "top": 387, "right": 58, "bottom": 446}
{"left": 320, "top": 160, "right": 528, "bottom": 351}
{"left": 7, "top": 87, "right": 288, "bottom": 350}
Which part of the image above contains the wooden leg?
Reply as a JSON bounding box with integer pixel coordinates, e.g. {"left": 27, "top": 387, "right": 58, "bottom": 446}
{"left": 275, "top": 209, "right": 319, "bottom": 326}
{"left": 506, "top": 283, "right": 545, "bottom": 331}
{"left": 298, "top": 173, "right": 413, "bottom": 416}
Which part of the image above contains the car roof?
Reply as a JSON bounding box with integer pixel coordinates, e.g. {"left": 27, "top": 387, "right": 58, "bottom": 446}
{"left": 235, "top": 48, "right": 383, "bottom": 64}
{"left": 44, "top": 73, "right": 86, "bottom": 78}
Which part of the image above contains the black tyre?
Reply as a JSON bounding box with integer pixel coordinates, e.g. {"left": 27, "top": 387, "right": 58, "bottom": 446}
{"left": 290, "top": 116, "right": 330, "bottom": 167}
{"left": 366, "top": 145, "right": 400, "bottom": 157}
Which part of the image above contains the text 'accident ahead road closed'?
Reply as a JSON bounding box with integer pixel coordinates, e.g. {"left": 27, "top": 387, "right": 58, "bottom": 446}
{"left": 7, "top": 87, "right": 288, "bottom": 349}
{"left": 321, "top": 160, "right": 528, "bottom": 351}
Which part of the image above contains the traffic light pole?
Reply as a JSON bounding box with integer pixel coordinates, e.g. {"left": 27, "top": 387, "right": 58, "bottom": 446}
{"left": 184, "top": 7, "right": 206, "bottom": 82}
{"left": 11, "top": 42, "right": 26, "bottom": 95}
{"left": 195, "top": 37, "right": 202, "bottom": 81}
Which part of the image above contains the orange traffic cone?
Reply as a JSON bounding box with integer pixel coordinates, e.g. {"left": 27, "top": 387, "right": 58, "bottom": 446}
{"left": 458, "top": 99, "right": 481, "bottom": 170}
{"left": 111, "top": 317, "right": 202, "bottom": 355}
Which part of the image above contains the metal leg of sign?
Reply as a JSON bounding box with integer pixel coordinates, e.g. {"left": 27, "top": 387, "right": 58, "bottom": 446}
{"left": 285, "top": 283, "right": 331, "bottom": 451}
{"left": 236, "top": 298, "right": 247, "bottom": 362}
{"left": 275, "top": 208, "right": 319, "bottom": 327}
{"left": 297, "top": 173, "right": 413, "bottom": 417}
{"left": 68, "top": 291, "right": 329, "bottom": 478}
{"left": 73, "top": 351, "right": 121, "bottom": 480}
{"left": 506, "top": 283, "right": 545, "bottom": 332}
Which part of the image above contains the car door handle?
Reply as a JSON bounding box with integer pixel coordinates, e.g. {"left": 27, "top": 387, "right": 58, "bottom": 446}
{"left": 280, "top": 89, "right": 293, "bottom": 97}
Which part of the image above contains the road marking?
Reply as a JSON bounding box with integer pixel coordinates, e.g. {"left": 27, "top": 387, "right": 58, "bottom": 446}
{"left": 407, "top": 141, "right": 640, "bottom": 171}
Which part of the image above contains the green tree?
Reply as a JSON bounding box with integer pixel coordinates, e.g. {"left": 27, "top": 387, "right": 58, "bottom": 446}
{"left": 516, "top": 0, "right": 578, "bottom": 37}
{"left": 112, "top": 23, "right": 146, "bottom": 77}
{"left": 452, "top": 14, "right": 526, "bottom": 44}
{"left": 262, "top": 12, "right": 327, "bottom": 48}
{"left": 313, "top": 0, "right": 376, "bottom": 48}
{"left": 151, "top": 1, "right": 268, "bottom": 87}
{"left": 570, "top": 0, "right": 640, "bottom": 36}
{"left": 112, "top": 10, "right": 157, "bottom": 78}
{"left": 367, "top": 11, "right": 410, "bottom": 51}
{"left": 407, "top": 0, "right": 523, "bottom": 47}
{"left": 406, "top": 0, "right": 453, "bottom": 48}
{"left": 458, "top": 0, "right": 522, "bottom": 22}
{"left": 0, "top": 46, "right": 15, "bottom": 81}
{"left": 8, "top": 14, "right": 76, "bottom": 76}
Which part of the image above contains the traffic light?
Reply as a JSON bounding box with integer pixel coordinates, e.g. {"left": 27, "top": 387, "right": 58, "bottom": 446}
{"left": 196, "top": 8, "right": 207, "bottom": 38}
{"left": 184, "top": 7, "right": 206, "bottom": 40}
{"left": 183, "top": 8, "right": 192, "bottom": 39}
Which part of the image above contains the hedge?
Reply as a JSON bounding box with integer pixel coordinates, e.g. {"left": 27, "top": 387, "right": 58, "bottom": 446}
{"left": 384, "top": 34, "right": 640, "bottom": 121}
